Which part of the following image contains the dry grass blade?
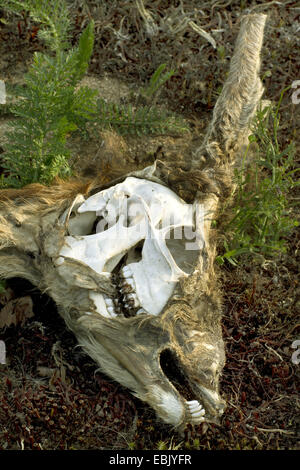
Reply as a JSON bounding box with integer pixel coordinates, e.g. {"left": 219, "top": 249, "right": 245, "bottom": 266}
{"left": 189, "top": 21, "right": 216, "bottom": 49}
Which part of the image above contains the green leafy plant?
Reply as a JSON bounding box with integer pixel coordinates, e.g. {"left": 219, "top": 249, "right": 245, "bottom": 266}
{"left": 96, "top": 98, "right": 189, "bottom": 136}
{"left": 94, "top": 63, "right": 187, "bottom": 136}
{"left": 184, "top": 438, "right": 201, "bottom": 450}
{"left": 216, "top": 91, "right": 299, "bottom": 266}
{"left": 0, "top": 0, "right": 96, "bottom": 188}
{"left": 156, "top": 438, "right": 183, "bottom": 450}
{"left": 0, "top": 1, "right": 188, "bottom": 188}
{"left": 141, "top": 63, "right": 175, "bottom": 99}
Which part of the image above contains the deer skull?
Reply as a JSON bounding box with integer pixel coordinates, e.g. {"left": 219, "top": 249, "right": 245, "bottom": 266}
{"left": 57, "top": 177, "right": 201, "bottom": 318}
{"left": 52, "top": 176, "right": 223, "bottom": 426}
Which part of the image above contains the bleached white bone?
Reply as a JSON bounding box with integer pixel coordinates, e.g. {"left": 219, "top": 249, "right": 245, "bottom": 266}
{"left": 78, "top": 177, "right": 194, "bottom": 228}
{"left": 59, "top": 216, "right": 147, "bottom": 274}
{"left": 59, "top": 177, "right": 202, "bottom": 317}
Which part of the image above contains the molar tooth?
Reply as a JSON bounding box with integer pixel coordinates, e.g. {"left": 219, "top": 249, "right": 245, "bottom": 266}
{"left": 122, "top": 266, "right": 132, "bottom": 278}
{"left": 107, "top": 306, "right": 117, "bottom": 317}
{"left": 104, "top": 298, "right": 114, "bottom": 308}
{"left": 188, "top": 403, "right": 201, "bottom": 412}
{"left": 187, "top": 400, "right": 199, "bottom": 405}
{"left": 190, "top": 406, "right": 202, "bottom": 414}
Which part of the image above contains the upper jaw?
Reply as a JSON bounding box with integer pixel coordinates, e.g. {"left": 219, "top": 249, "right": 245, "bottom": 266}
{"left": 157, "top": 348, "right": 225, "bottom": 426}
{"left": 153, "top": 347, "right": 224, "bottom": 426}
{"left": 198, "top": 386, "right": 226, "bottom": 418}
{"left": 146, "top": 382, "right": 224, "bottom": 427}
{"left": 147, "top": 377, "right": 224, "bottom": 427}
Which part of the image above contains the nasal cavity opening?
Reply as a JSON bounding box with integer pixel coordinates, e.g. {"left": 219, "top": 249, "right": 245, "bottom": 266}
{"left": 165, "top": 228, "right": 200, "bottom": 274}
{"left": 108, "top": 240, "right": 145, "bottom": 275}
{"left": 124, "top": 240, "right": 144, "bottom": 265}
{"left": 159, "top": 348, "right": 195, "bottom": 401}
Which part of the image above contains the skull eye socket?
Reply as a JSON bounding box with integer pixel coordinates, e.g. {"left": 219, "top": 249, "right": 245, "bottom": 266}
{"left": 165, "top": 227, "right": 200, "bottom": 275}
{"left": 66, "top": 211, "right": 97, "bottom": 236}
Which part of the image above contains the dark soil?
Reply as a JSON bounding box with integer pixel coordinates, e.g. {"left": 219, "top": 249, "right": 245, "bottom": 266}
{"left": 0, "top": 0, "right": 299, "bottom": 450}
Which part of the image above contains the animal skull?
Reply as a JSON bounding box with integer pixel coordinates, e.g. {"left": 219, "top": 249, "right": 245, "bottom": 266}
{"left": 51, "top": 176, "right": 220, "bottom": 426}
{"left": 57, "top": 177, "right": 201, "bottom": 318}
{"left": 0, "top": 14, "right": 267, "bottom": 428}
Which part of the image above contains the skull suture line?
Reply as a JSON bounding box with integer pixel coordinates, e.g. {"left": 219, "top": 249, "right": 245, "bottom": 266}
{"left": 57, "top": 177, "right": 201, "bottom": 319}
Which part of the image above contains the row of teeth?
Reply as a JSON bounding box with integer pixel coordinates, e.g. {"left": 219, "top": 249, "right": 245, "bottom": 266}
{"left": 186, "top": 400, "right": 205, "bottom": 424}
{"left": 104, "top": 266, "right": 147, "bottom": 317}
{"left": 94, "top": 202, "right": 145, "bottom": 318}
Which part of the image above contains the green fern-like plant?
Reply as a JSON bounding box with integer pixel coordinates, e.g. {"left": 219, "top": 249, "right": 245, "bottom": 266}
{"left": 0, "top": 0, "right": 95, "bottom": 187}
{"left": 95, "top": 63, "right": 188, "bottom": 136}
{"left": 0, "top": 1, "right": 189, "bottom": 188}
{"left": 93, "top": 62, "right": 188, "bottom": 136}
{"left": 1, "top": 0, "right": 71, "bottom": 51}
{"left": 96, "top": 99, "right": 189, "bottom": 136}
